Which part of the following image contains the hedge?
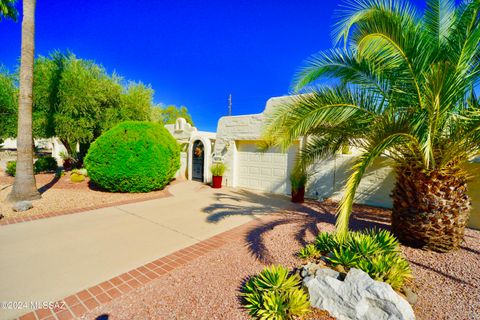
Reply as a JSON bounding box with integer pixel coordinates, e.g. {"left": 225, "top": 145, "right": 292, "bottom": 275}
{"left": 84, "top": 121, "right": 180, "bottom": 192}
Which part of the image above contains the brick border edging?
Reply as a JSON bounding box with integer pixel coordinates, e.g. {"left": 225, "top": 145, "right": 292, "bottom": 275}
{"left": 0, "top": 181, "right": 184, "bottom": 227}
{"left": 16, "top": 217, "right": 262, "bottom": 320}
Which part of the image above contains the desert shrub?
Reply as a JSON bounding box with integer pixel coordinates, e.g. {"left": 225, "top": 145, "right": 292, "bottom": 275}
{"left": 5, "top": 161, "right": 16, "bottom": 176}
{"left": 84, "top": 121, "right": 180, "bottom": 192}
{"left": 34, "top": 156, "right": 58, "bottom": 173}
{"left": 298, "top": 229, "right": 411, "bottom": 289}
{"left": 70, "top": 172, "right": 85, "bottom": 183}
{"left": 242, "top": 265, "right": 310, "bottom": 320}
{"left": 298, "top": 244, "right": 320, "bottom": 259}
{"left": 59, "top": 151, "right": 77, "bottom": 171}
{"left": 210, "top": 163, "right": 226, "bottom": 176}
{"left": 72, "top": 168, "right": 88, "bottom": 176}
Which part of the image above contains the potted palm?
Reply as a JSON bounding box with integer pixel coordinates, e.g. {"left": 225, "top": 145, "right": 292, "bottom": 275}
{"left": 290, "top": 169, "right": 308, "bottom": 203}
{"left": 210, "top": 163, "right": 226, "bottom": 188}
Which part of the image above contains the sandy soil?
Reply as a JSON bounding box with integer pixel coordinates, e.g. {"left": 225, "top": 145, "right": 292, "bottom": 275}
{"left": 81, "top": 200, "right": 480, "bottom": 320}
{"left": 0, "top": 173, "right": 172, "bottom": 220}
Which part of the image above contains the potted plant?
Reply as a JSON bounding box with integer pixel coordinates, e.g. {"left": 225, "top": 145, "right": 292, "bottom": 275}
{"left": 210, "top": 163, "right": 226, "bottom": 188}
{"left": 290, "top": 169, "right": 308, "bottom": 203}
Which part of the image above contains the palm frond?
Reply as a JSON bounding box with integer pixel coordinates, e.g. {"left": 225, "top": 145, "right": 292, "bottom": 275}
{"left": 424, "top": 0, "right": 456, "bottom": 48}
{"left": 0, "top": 0, "right": 18, "bottom": 21}
{"left": 293, "top": 48, "right": 391, "bottom": 97}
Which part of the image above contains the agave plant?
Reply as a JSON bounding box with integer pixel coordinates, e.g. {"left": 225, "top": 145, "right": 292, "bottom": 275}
{"left": 299, "top": 229, "right": 412, "bottom": 289}
{"left": 242, "top": 265, "right": 310, "bottom": 320}
{"left": 263, "top": 0, "right": 480, "bottom": 252}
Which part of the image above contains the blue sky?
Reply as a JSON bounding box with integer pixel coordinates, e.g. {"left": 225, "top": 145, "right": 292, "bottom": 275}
{"left": 1, "top": 0, "right": 427, "bottom": 131}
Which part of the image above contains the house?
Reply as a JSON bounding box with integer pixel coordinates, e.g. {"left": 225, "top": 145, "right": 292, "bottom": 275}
{"left": 171, "top": 95, "right": 480, "bottom": 229}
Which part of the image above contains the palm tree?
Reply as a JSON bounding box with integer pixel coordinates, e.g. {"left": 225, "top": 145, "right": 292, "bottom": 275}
{"left": 4, "top": 0, "right": 40, "bottom": 201}
{"left": 0, "top": 0, "right": 17, "bottom": 21}
{"left": 264, "top": 0, "right": 480, "bottom": 252}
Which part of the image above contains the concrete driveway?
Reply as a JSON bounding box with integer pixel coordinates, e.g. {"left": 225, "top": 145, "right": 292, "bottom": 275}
{"left": 0, "top": 180, "right": 291, "bottom": 319}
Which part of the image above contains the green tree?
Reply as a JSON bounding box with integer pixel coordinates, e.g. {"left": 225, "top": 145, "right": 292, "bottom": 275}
{"left": 264, "top": 0, "right": 480, "bottom": 252}
{"left": 0, "top": 68, "right": 17, "bottom": 141}
{"left": 33, "top": 52, "right": 153, "bottom": 156}
{"left": 103, "top": 81, "right": 153, "bottom": 130}
{"left": 151, "top": 104, "right": 194, "bottom": 126}
{"left": 4, "top": 0, "right": 40, "bottom": 201}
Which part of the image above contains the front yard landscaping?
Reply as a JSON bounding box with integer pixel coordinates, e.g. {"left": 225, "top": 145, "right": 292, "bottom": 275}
{"left": 80, "top": 200, "right": 480, "bottom": 320}
{"left": 0, "top": 173, "right": 172, "bottom": 221}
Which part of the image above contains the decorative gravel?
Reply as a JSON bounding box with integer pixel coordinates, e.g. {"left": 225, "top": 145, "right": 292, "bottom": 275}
{"left": 81, "top": 200, "right": 480, "bottom": 320}
{"left": 0, "top": 173, "right": 171, "bottom": 220}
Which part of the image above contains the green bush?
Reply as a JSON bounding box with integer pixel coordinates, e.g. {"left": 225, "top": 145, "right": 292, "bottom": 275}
{"left": 298, "top": 244, "right": 320, "bottom": 260}
{"left": 72, "top": 168, "right": 88, "bottom": 176}
{"left": 70, "top": 172, "right": 85, "bottom": 183}
{"left": 210, "top": 162, "right": 226, "bottom": 176}
{"left": 5, "top": 161, "right": 16, "bottom": 176}
{"left": 298, "top": 229, "right": 412, "bottom": 290}
{"left": 242, "top": 265, "right": 310, "bottom": 320}
{"left": 34, "top": 156, "right": 58, "bottom": 173}
{"left": 84, "top": 121, "right": 180, "bottom": 192}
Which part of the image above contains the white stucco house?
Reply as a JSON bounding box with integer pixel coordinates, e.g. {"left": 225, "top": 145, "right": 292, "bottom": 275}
{"left": 165, "top": 95, "right": 480, "bottom": 230}
{"left": 2, "top": 95, "right": 478, "bottom": 228}
{"left": 165, "top": 97, "right": 300, "bottom": 195}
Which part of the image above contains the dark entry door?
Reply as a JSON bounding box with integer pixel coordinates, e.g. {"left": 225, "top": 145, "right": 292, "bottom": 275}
{"left": 192, "top": 140, "right": 204, "bottom": 181}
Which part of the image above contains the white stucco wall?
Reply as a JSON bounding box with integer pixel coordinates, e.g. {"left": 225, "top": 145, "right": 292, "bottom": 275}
{"left": 214, "top": 113, "right": 265, "bottom": 187}
{"left": 307, "top": 154, "right": 479, "bottom": 229}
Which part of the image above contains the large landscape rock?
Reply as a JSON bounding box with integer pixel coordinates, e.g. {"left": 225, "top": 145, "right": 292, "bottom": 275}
{"left": 303, "top": 267, "right": 415, "bottom": 320}
{"left": 12, "top": 201, "right": 33, "bottom": 212}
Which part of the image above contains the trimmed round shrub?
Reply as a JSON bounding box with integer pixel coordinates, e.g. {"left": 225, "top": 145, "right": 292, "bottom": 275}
{"left": 34, "top": 156, "right": 58, "bottom": 173}
{"left": 84, "top": 121, "right": 180, "bottom": 192}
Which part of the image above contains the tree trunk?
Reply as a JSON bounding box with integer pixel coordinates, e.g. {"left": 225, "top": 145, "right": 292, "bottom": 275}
{"left": 8, "top": 0, "right": 40, "bottom": 201}
{"left": 391, "top": 164, "right": 471, "bottom": 252}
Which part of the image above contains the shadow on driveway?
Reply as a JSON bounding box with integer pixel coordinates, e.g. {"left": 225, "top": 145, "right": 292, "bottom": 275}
{"left": 202, "top": 188, "right": 391, "bottom": 264}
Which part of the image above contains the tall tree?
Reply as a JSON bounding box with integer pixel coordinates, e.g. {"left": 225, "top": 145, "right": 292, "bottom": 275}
{"left": 0, "top": 69, "right": 17, "bottom": 141}
{"left": 33, "top": 52, "right": 153, "bottom": 156}
{"left": 151, "top": 104, "right": 194, "bottom": 126}
{"left": 2, "top": 0, "right": 40, "bottom": 201}
{"left": 264, "top": 0, "right": 480, "bottom": 252}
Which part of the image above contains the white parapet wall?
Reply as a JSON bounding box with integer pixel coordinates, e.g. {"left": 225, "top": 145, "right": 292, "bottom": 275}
{"left": 307, "top": 154, "right": 480, "bottom": 229}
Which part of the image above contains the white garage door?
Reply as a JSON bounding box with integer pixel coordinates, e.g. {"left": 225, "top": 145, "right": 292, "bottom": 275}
{"left": 236, "top": 141, "right": 298, "bottom": 195}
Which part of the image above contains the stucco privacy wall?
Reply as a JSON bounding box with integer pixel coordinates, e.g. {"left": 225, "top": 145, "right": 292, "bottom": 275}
{"left": 307, "top": 155, "right": 480, "bottom": 229}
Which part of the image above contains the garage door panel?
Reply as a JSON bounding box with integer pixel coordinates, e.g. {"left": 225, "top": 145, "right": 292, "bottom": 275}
{"left": 236, "top": 141, "right": 297, "bottom": 195}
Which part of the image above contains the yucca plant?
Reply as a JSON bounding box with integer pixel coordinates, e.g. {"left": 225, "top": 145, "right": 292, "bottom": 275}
{"left": 263, "top": 0, "right": 480, "bottom": 252}
{"left": 242, "top": 265, "right": 310, "bottom": 320}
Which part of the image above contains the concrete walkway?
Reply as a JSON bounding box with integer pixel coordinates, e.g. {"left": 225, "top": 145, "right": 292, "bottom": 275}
{"left": 0, "top": 181, "right": 291, "bottom": 319}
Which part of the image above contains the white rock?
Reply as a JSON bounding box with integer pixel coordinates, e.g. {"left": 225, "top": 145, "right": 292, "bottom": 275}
{"left": 303, "top": 267, "right": 415, "bottom": 320}
{"left": 12, "top": 201, "right": 33, "bottom": 212}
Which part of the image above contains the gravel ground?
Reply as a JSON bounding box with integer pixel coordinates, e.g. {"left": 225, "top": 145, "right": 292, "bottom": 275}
{"left": 82, "top": 200, "right": 480, "bottom": 320}
{"left": 0, "top": 173, "right": 171, "bottom": 220}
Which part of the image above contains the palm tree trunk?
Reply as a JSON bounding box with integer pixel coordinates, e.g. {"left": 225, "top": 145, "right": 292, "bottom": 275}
{"left": 8, "top": 0, "right": 40, "bottom": 201}
{"left": 391, "top": 164, "right": 471, "bottom": 252}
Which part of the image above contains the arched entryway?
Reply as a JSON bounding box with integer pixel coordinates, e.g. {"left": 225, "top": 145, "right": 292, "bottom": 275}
{"left": 191, "top": 140, "right": 204, "bottom": 181}
{"left": 187, "top": 135, "right": 213, "bottom": 183}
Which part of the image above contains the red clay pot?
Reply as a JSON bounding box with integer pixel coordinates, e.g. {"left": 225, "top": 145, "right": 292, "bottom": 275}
{"left": 212, "top": 176, "right": 223, "bottom": 188}
{"left": 291, "top": 187, "right": 305, "bottom": 203}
